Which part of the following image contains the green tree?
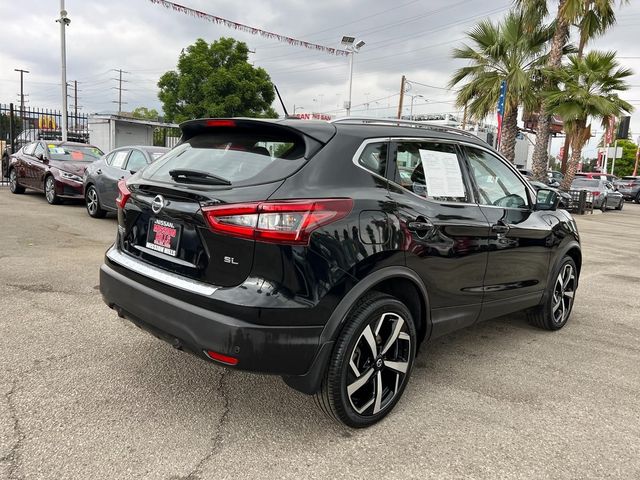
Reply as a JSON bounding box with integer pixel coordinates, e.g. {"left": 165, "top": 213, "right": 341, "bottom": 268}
{"left": 611, "top": 138, "right": 638, "bottom": 177}
{"left": 131, "top": 106, "right": 160, "bottom": 121}
{"left": 516, "top": 0, "right": 627, "bottom": 181}
{"left": 158, "top": 37, "right": 277, "bottom": 122}
{"left": 544, "top": 51, "right": 633, "bottom": 189}
{"left": 449, "top": 11, "right": 553, "bottom": 162}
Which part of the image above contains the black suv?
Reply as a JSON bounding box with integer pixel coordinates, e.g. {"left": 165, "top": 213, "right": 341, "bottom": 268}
{"left": 615, "top": 176, "right": 640, "bottom": 203}
{"left": 100, "top": 118, "right": 581, "bottom": 427}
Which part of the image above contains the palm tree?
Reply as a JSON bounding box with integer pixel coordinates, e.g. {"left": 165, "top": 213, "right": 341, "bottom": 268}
{"left": 516, "top": 0, "right": 626, "bottom": 181}
{"left": 449, "top": 12, "right": 552, "bottom": 163}
{"left": 544, "top": 51, "right": 633, "bottom": 190}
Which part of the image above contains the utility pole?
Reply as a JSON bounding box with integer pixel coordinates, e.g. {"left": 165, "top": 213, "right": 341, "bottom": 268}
{"left": 111, "top": 69, "right": 130, "bottom": 114}
{"left": 14, "top": 69, "right": 29, "bottom": 116}
{"left": 397, "top": 75, "right": 406, "bottom": 119}
{"left": 56, "top": 1, "right": 70, "bottom": 141}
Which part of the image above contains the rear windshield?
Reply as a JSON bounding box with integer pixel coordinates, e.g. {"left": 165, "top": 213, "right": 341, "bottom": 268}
{"left": 48, "top": 144, "right": 103, "bottom": 161}
{"left": 571, "top": 178, "right": 599, "bottom": 187}
{"left": 143, "top": 131, "right": 307, "bottom": 186}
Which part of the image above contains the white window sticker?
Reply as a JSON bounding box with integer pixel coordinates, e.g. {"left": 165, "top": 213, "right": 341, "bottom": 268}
{"left": 418, "top": 149, "right": 466, "bottom": 198}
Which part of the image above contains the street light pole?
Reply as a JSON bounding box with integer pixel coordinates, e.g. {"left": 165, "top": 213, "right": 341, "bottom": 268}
{"left": 340, "top": 36, "right": 365, "bottom": 117}
{"left": 57, "top": 1, "right": 70, "bottom": 142}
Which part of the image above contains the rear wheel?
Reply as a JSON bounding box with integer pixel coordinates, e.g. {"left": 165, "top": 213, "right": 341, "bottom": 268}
{"left": 85, "top": 185, "right": 107, "bottom": 218}
{"left": 314, "top": 292, "right": 416, "bottom": 428}
{"left": 44, "top": 175, "right": 60, "bottom": 205}
{"left": 9, "top": 168, "right": 25, "bottom": 194}
{"left": 528, "top": 256, "right": 577, "bottom": 331}
{"left": 635, "top": 192, "right": 640, "bottom": 204}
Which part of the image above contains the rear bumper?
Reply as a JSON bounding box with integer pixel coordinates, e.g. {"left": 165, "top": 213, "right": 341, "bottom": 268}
{"left": 99, "top": 257, "right": 327, "bottom": 379}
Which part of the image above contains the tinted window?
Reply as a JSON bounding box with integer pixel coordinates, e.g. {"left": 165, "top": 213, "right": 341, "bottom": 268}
{"left": 47, "top": 145, "right": 103, "bottom": 161}
{"left": 144, "top": 130, "right": 306, "bottom": 186}
{"left": 466, "top": 147, "right": 529, "bottom": 208}
{"left": 357, "top": 142, "right": 387, "bottom": 176}
{"left": 394, "top": 141, "right": 469, "bottom": 202}
{"left": 33, "top": 143, "right": 46, "bottom": 158}
{"left": 23, "top": 142, "right": 37, "bottom": 155}
{"left": 126, "top": 150, "right": 148, "bottom": 172}
{"left": 571, "top": 178, "right": 599, "bottom": 188}
{"left": 111, "top": 150, "right": 130, "bottom": 169}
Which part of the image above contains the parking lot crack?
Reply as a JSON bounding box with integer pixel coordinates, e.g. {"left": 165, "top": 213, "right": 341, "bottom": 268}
{"left": 1, "top": 380, "right": 25, "bottom": 480}
{"left": 180, "top": 369, "right": 231, "bottom": 480}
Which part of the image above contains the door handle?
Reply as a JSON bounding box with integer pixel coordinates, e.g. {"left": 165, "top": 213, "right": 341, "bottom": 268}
{"left": 407, "top": 220, "right": 433, "bottom": 232}
{"left": 491, "top": 223, "right": 510, "bottom": 234}
{"left": 96, "top": 169, "right": 102, "bottom": 174}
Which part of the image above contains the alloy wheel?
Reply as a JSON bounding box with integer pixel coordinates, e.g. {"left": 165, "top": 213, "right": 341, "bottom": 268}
{"left": 9, "top": 169, "right": 17, "bottom": 192}
{"left": 346, "top": 312, "right": 411, "bottom": 416}
{"left": 45, "top": 177, "right": 56, "bottom": 203}
{"left": 86, "top": 187, "right": 98, "bottom": 215}
{"left": 551, "top": 263, "right": 575, "bottom": 325}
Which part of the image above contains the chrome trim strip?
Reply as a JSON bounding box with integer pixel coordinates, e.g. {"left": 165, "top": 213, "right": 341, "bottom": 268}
{"left": 106, "top": 246, "right": 218, "bottom": 296}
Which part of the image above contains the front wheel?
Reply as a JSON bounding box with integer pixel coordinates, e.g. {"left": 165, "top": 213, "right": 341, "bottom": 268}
{"left": 44, "top": 175, "right": 60, "bottom": 205}
{"left": 600, "top": 196, "right": 607, "bottom": 212}
{"left": 85, "top": 185, "right": 107, "bottom": 218}
{"left": 9, "top": 169, "right": 25, "bottom": 194}
{"left": 314, "top": 292, "right": 417, "bottom": 428}
{"left": 615, "top": 199, "right": 624, "bottom": 211}
{"left": 635, "top": 192, "right": 640, "bottom": 204}
{"left": 528, "top": 256, "right": 577, "bottom": 331}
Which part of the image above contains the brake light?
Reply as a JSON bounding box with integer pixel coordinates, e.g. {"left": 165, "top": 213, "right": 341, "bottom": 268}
{"left": 205, "top": 350, "right": 238, "bottom": 366}
{"left": 202, "top": 199, "right": 353, "bottom": 245}
{"left": 592, "top": 191, "right": 600, "bottom": 196}
{"left": 116, "top": 179, "right": 131, "bottom": 209}
{"left": 206, "top": 119, "right": 236, "bottom": 127}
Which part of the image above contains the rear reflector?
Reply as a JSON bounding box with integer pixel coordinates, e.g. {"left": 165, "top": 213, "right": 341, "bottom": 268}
{"left": 202, "top": 198, "right": 353, "bottom": 245}
{"left": 206, "top": 119, "right": 236, "bottom": 127}
{"left": 205, "top": 350, "right": 238, "bottom": 365}
{"left": 116, "top": 179, "right": 131, "bottom": 209}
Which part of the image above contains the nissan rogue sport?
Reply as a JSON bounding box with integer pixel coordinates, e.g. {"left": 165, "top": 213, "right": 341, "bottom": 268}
{"left": 100, "top": 117, "right": 581, "bottom": 428}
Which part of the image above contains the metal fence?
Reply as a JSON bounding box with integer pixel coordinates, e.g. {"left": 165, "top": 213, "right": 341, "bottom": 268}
{"left": 1, "top": 103, "right": 90, "bottom": 183}
{"left": 567, "top": 190, "right": 595, "bottom": 215}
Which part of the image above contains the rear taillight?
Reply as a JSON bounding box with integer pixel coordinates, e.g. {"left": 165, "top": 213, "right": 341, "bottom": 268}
{"left": 202, "top": 199, "right": 353, "bottom": 245}
{"left": 116, "top": 180, "right": 131, "bottom": 209}
{"left": 592, "top": 191, "right": 600, "bottom": 196}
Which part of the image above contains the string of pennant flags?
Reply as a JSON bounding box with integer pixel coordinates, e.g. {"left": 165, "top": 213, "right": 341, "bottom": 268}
{"left": 148, "top": 0, "right": 350, "bottom": 56}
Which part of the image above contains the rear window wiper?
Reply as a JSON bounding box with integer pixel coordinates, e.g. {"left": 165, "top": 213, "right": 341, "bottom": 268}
{"left": 168, "top": 169, "right": 231, "bottom": 186}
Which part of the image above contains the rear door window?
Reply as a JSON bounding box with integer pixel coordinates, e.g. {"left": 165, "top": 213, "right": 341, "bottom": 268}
{"left": 357, "top": 142, "right": 387, "bottom": 176}
{"left": 393, "top": 141, "right": 470, "bottom": 203}
{"left": 143, "top": 130, "right": 307, "bottom": 186}
{"left": 23, "top": 142, "right": 37, "bottom": 156}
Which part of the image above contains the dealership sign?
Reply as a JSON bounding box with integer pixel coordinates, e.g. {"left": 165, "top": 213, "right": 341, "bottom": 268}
{"left": 293, "top": 113, "right": 332, "bottom": 121}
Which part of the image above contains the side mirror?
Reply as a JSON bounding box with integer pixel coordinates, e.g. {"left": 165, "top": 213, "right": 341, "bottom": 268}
{"left": 129, "top": 170, "right": 137, "bottom": 175}
{"left": 535, "top": 188, "right": 560, "bottom": 211}
{"left": 36, "top": 153, "right": 44, "bottom": 161}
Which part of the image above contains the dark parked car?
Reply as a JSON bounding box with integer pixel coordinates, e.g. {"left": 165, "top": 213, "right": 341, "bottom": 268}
{"left": 570, "top": 177, "right": 624, "bottom": 211}
{"left": 100, "top": 118, "right": 581, "bottom": 427}
{"left": 614, "top": 176, "right": 640, "bottom": 203}
{"left": 83, "top": 145, "right": 169, "bottom": 218}
{"left": 8, "top": 141, "right": 103, "bottom": 204}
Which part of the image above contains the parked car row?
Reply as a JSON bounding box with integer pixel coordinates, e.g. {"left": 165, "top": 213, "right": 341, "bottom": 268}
{"left": 570, "top": 177, "right": 624, "bottom": 212}
{"left": 7, "top": 141, "right": 168, "bottom": 216}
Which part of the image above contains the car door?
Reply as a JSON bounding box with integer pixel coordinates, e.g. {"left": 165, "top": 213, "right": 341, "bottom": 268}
{"left": 18, "top": 142, "right": 38, "bottom": 188}
{"left": 30, "top": 142, "right": 48, "bottom": 191}
{"left": 97, "top": 149, "right": 130, "bottom": 210}
{"left": 462, "top": 145, "right": 553, "bottom": 320}
{"left": 604, "top": 181, "right": 620, "bottom": 207}
{"left": 387, "top": 139, "right": 490, "bottom": 337}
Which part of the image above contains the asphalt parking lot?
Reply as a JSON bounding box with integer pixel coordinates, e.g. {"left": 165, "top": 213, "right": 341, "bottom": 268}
{"left": 1, "top": 187, "right": 639, "bottom": 480}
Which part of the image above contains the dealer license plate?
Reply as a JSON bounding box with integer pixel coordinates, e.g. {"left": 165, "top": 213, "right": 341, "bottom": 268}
{"left": 146, "top": 218, "right": 181, "bottom": 257}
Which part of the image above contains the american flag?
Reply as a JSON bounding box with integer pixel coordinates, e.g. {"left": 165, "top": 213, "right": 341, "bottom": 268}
{"left": 496, "top": 80, "right": 507, "bottom": 149}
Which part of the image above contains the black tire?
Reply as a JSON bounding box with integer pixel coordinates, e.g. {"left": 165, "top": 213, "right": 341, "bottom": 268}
{"left": 615, "top": 199, "right": 624, "bottom": 211}
{"left": 527, "top": 256, "right": 577, "bottom": 331}
{"left": 635, "top": 192, "right": 640, "bottom": 204}
{"left": 600, "top": 197, "right": 607, "bottom": 212}
{"left": 85, "top": 184, "right": 107, "bottom": 218}
{"left": 8, "top": 168, "right": 25, "bottom": 194}
{"left": 314, "top": 292, "right": 417, "bottom": 428}
{"left": 44, "top": 175, "right": 60, "bottom": 205}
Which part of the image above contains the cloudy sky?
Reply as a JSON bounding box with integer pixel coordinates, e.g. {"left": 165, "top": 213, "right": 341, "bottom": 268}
{"left": 1, "top": 0, "right": 640, "bottom": 156}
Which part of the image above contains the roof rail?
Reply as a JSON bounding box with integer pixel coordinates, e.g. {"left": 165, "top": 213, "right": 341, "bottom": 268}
{"left": 330, "top": 116, "right": 479, "bottom": 140}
